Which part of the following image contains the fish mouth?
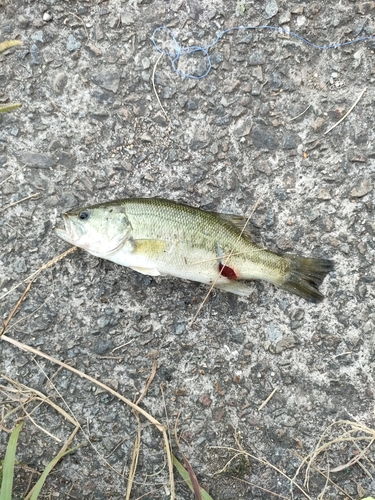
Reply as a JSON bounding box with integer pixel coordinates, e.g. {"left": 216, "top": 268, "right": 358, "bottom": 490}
{"left": 54, "top": 214, "right": 81, "bottom": 245}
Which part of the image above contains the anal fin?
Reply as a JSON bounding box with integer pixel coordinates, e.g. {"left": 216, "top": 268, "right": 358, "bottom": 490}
{"left": 215, "top": 281, "right": 252, "bottom": 297}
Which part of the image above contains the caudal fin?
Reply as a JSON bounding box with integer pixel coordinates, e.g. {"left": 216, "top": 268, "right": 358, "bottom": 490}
{"left": 279, "top": 256, "right": 334, "bottom": 303}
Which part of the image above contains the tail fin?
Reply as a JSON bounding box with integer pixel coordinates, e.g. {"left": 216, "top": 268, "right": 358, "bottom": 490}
{"left": 279, "top": 256, "right": 334, "bottom": 303}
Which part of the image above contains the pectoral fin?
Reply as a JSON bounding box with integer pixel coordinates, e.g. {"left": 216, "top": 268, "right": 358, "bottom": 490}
{"left": 130, "top": 266, "right": 162, "bottom": 276}
{"left": 130, "top": 239, "right": 168, "bottom": 276}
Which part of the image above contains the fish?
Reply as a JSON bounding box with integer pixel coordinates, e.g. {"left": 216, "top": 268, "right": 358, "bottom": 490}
{"left": 55, "top": 197, "right": 334, "bottom": 303}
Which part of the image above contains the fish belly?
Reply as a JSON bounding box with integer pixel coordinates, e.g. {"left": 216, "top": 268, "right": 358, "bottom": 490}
{"left": 106, "top": 238, "right": 236, "bottom": 283}
{"left": 104, "top": 238, "right": 255, "bottom": 296}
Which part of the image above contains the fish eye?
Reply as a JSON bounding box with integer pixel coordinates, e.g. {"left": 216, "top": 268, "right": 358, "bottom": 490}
{"left": 78, "top": 210, "right": 90, "bottom": 221}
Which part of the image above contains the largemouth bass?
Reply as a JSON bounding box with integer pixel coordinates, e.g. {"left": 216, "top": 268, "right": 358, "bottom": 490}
{"left": 55, "top": 198, "right": 333, "bottom": 303}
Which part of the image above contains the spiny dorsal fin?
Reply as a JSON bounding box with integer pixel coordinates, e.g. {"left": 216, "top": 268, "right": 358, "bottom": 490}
{"left": 212, "top": 212, "right": 260, "bottom": 242}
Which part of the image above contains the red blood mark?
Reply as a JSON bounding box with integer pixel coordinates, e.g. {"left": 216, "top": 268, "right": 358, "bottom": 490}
{"left": 218, "top": 262, "right": 238, "bottom": 280}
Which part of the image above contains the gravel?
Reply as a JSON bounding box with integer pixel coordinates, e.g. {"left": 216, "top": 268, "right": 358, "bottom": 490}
{"left": 1, "top": 1, "right": 374, "bottom": 499}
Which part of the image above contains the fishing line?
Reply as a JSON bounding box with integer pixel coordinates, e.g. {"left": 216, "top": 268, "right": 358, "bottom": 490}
{"left": 151, "top": 25, "right": 375, "bottom": 79}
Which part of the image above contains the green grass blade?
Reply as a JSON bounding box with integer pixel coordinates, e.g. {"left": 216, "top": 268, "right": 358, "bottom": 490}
{"left": 0, "top": 103, "right": 22, "bottom": 114}
{"left": 25, "top": 447, "right": 77, "bottom": 500}
{"left": 0, "top": 422, "right": 23, "bottom": 500}
{"left": 172, "top": 455, "right": 214, "bottom": 500}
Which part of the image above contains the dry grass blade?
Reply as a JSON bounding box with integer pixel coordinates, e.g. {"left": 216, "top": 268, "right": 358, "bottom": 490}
{"left": 295, "top": 453, "right": 356, "bottom": 500}
{"left": 232, "top": 476, "right": 290, "bottom": 499}
{"left": 152, "top": 52, "right": 170, "bottom": 123}
{"left": 47, "top": 97, "right": 67, "bottom": 116}
{"left": 0, "top": 336, "right": 175, "bottom": 499}
{"left": 258, "top": 386, "right": 278, "bottom": 412}
{"left": 215, "top": 447, "right": 250, "bottom": 479}
{"left": 125, "top": 419, "right": 141, "bottom": 500}
{"left": 213, "top": 451, "right": 245, "bottom": 477}
{"left": 0, "top": 40, "right": 22, "bottom": 53}
{"left": 68, "top": 12, "right": 89, "bottom": 41}
{"left": 3, "top": 333, "right": 161, "bottom": 426}
{"left": 210, "top": 445, "right": 312, "bottom": 500}
{"left": 1, "top": 375, "right": 79, "bottom": 428}
{"left": 0, "top": 40, "right": 23, "bottom": 114}
{"left": 135, "top": 487, "right": 164, "bottom": 500}
{"left": 0, "top": 246, "right": 77, "bottom": 301}
{"left": 289, "top": 81, "right": 329, "bottom": 122}
{"left": 330, "top": 439, "right": 374, "bottom": 472}
{"left": 19, "top": 404, "right": 61, "bottom": 443}
{"left": 296, "top": 419, "right": 375, "bottom": 488}
{"left": 291, "top": 418, "right": 375, "bottom": 500}
{"left": 324, "top": 87, "right": 367, "bottom": 135}
{"left": 0, "top": 165, "right": 27, "bottom": 187}
{"left": 2, "top": 280, "right": 55, "bottom": 335}
{"left": 136, "top": 359, "right": 158, "bottom": 406}
{"left": 125, "top": 360, "right": 158, "bottom": 500}
{"left": 0, "top": 280, "right": 33, "bottom": 336}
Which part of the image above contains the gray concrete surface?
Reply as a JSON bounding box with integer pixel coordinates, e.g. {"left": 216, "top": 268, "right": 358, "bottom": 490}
{"left": 1, "top": 0, "right": 374, "bottom": 498}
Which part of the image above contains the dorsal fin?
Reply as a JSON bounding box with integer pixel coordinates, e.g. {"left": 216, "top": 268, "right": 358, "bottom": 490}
{"left": 211, "top": 212, "right": 261, "bottom": 242}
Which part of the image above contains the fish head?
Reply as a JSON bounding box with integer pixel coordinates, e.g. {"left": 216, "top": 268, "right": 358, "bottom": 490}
{"left": 55, "top": 204, "right": 132, "bottom": 256}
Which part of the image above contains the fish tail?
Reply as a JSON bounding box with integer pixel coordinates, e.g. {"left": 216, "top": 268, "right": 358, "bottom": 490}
{"left": 278, "top": 256, "right": 334, "bottom": 303}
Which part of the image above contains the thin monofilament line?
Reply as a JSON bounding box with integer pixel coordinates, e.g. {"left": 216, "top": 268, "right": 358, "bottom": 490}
{"left": 152, "top": 25, "right": 375, "bottom": 79}
{"left": 324, "top": 87, "right": 367, "bottom": 134}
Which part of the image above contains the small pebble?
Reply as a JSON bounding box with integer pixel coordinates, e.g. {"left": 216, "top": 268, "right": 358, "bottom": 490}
{"left": 141, "top": 57, "right": 150, "bottom": 69}
{"left": 31, "top": 30, "right": 44, "bottom": 43}
{"left": 66, "top": 34, "right": 81, "bottom": 52}
{"left": 275, "top": 335, "right": 297, "bottom": 354}
{"left": 186, "top": 99, "right": 197, "bottom": 111}
{"left": 279, "top": 10, "right": 291, "bottom": 23}
{"left": 317, "top": 188, "right": 332, "bottom": 200}
{"left": 350, "top": 179, "right": 372, "bottom": 198}
{"left": 92, "top": 71, "right": 120, "bottom": 93}
{"left": 251, "top": 125, "right": 277, "bottom": 150}
{"left": 15, "top": 152, "right": 56, "bottom": 168}
{"left": 265, "top": 0, "right": 279, "bottom": 18}
{"left": 53, "top": 72, "right": 68, "bottom": 94}
{"left": 199, "top": 393, "right": 212, "bottom": 407}
{"left": 30, "top": 44, "right": 43, "bottom": 64}
{"left": 312, "top": 117, "right": 325, "bottom": 132}
{"left": 248, "top": 51, "right": 266, "bottom": 66}
{"left": 268, "top": 323, "right": 282, "bottom": 343}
